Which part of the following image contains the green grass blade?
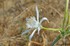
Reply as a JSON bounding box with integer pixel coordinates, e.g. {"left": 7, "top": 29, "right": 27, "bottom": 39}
{"left": 51, "top": 35, "right": 61, "bottom": 46}
{"left": 62, "top": 0, "right": 69, "bottom": 29}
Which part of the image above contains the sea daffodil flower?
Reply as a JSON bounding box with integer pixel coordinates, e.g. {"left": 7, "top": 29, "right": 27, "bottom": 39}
{"left": 22, "top": 5, "right": 49, "bottom": 40}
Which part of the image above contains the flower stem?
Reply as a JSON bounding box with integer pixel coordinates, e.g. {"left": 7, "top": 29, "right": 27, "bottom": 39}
{"left": 41, "top": 26, "right": 61, "bottom": 32}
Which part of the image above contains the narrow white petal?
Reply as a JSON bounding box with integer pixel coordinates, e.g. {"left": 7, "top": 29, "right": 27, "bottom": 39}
{"left": 38, "top": 27, "right": 41, "bottom": 35}
{"left": 36, "top": 5, "right": 39, "bottom": 22}
{"left": 21, "top": 30, "right": 31, "bottom": 35}
{"left": 40, "top": 17, "right": 49, "bottom": 24}
{"left": 29, "top": 29, "right": 37, "bottom": 41}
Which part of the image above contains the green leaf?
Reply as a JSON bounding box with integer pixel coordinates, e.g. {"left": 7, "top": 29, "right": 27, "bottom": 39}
{"left": 51, "top": 35, "right": 61, "bottom": 46}
{"left": 62, "top": 0, "right": 69, "bottom": 28}
{"left": 65, "top": 29, "right": 70, "bottom": 37}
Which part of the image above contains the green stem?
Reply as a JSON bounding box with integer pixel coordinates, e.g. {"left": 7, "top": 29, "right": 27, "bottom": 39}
{"left": 62, "top": 0, "right": 69, "bottom": 28}
{"left": 65, "top": 0, "right": 69, "bottom": 13}
{"left": 41, "top": 26, "right": 61, "bottom": 32}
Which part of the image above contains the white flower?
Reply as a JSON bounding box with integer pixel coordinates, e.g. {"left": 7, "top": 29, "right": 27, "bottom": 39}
{"left": 22, "top": 5, "right": 49, "bottom": 41}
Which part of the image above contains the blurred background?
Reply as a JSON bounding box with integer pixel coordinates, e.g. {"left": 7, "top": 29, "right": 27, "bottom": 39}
{"left": 0, "top": 0, "right": 70, "bottom": 46}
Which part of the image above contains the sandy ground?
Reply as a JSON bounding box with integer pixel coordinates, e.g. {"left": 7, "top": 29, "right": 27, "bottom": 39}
{"left": 0, "top": 0, "right": 70, "bottom": 46}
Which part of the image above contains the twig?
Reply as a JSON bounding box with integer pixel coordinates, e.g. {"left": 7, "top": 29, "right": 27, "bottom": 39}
{"left": 31, "top": 41, "right": 41, "bottom": 45}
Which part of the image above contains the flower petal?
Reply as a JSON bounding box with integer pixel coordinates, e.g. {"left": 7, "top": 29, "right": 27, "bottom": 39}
{"left": 36, "top": 5, "right": 39, "bottom": 22}
{"left": 38, "top": 27, "right": 41, "bottom": 35}
{"left": 21, "top": 30, "right": 31, "bottom": 35}
{"left": 29, "top": 29, "right": 37, "bottom": 41}
{"left": 40, "top": 17, "right": 49, "bottom": 24}
{"left": 26, "top": 17, "right": 37, "bottom": 28}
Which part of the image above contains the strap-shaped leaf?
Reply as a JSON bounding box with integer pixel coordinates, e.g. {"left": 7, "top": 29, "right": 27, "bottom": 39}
{"left": 65, "top": 29, "right": 70, "bottom": 37}
{"left": 51, "top": 35, "right": 61, "bottom": 46}
{"left": 69, "top": 15, "right": 70, "bottom": 25}
{"left": 62, "top": 0, "right": 69, "bottom": 29}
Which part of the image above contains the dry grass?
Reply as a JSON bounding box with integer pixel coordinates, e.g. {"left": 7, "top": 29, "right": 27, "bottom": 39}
{"left": 0, "top": 0, "right": 70, "bottom": 46}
